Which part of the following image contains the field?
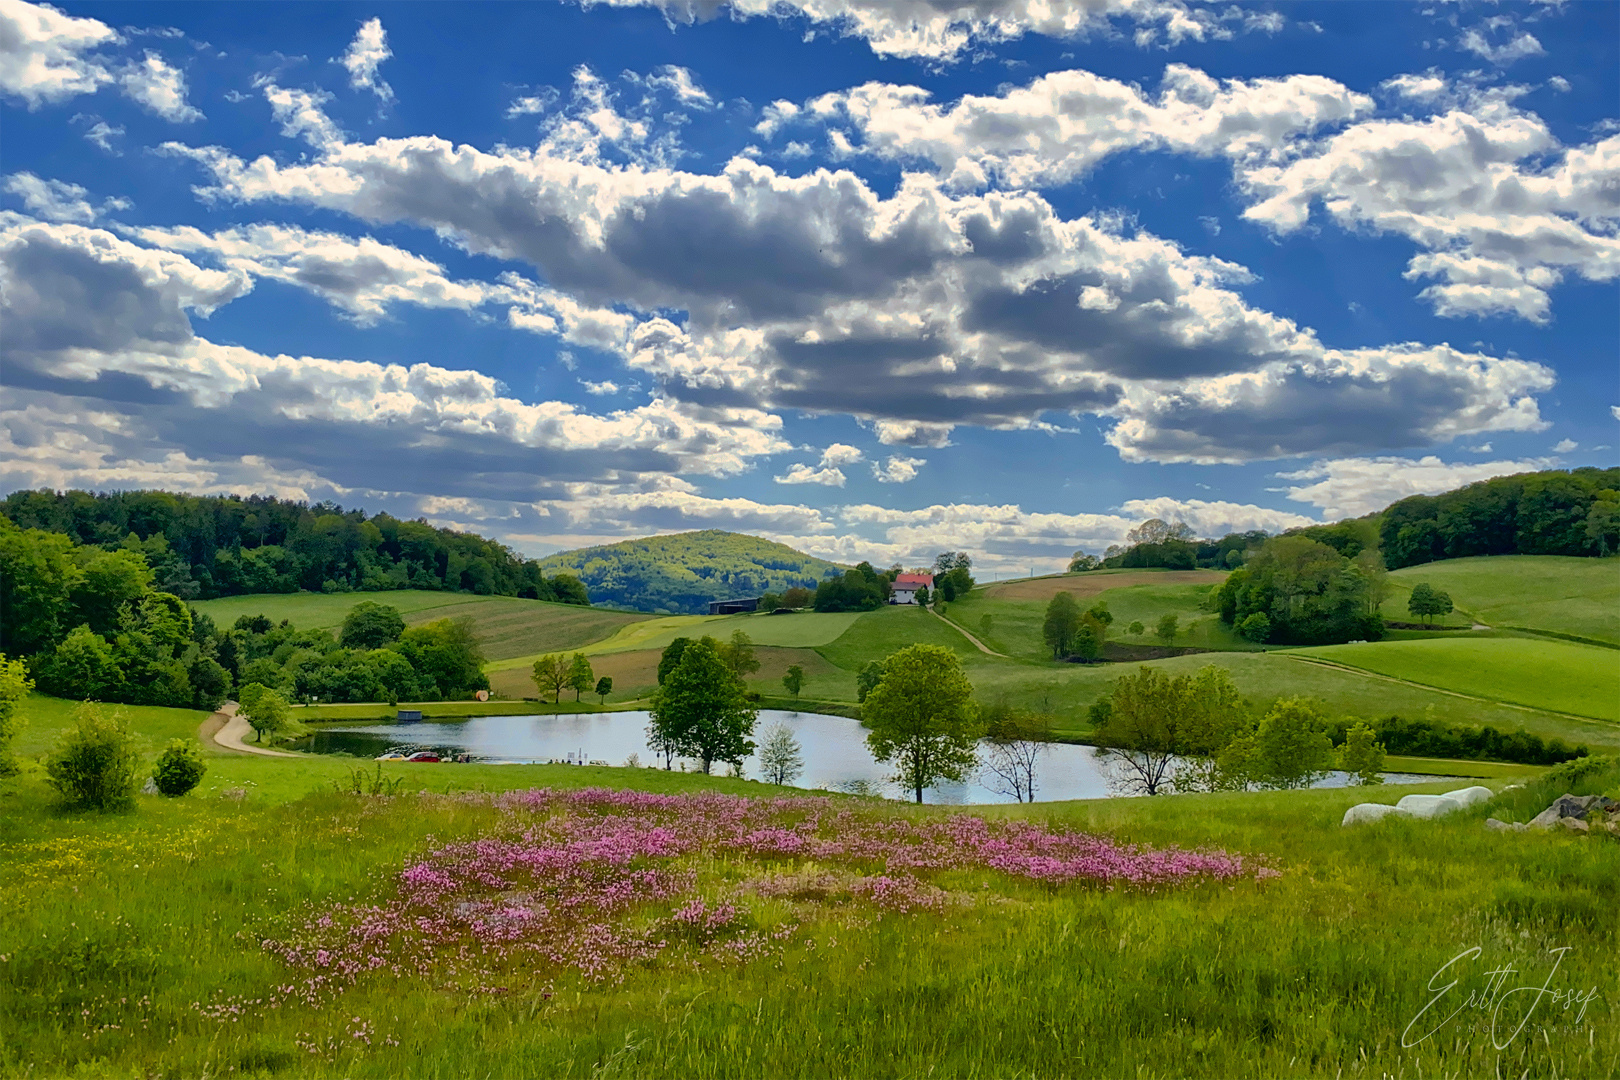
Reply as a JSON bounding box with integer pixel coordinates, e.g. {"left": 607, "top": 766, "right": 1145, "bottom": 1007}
{"left": 981, "top": 568, "right": 1227, "bottom": 602}
{"left": 943, "top": 579, "right": 1247, "bottom": 658}
{"left": 1293, "top": 637, "right": 1620, "bottom": 722}
{"left": 193, "top": 591, "right": 651, "bottom": 662}
{"left": 576, "top": 611, "right": 867, "bottom": 656}
{"left": 1386, "top": 555, "right": 1620, "bottom": 643}
{"left": 2, "top": 693, "right": 1617, "bottom": 1078}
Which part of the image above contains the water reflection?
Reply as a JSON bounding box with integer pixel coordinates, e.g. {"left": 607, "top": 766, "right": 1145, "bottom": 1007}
{"left": 294, "top": 709, "right": 1461, "bottom": 805}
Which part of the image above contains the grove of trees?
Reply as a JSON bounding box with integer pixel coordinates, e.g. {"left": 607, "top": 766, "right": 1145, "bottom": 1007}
{"left": 1, "top": 489, "right": 588, "bottom": 603}
{"left": 647, "top": 637, "right": 758, "bottom": 773}
{"left": 1213, "top": 535, "right": 1385, "bottom": 645}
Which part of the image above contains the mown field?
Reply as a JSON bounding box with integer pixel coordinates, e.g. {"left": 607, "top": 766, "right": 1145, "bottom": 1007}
{"left": 1386, "top": 555, "right": 1620, "bottom": 643}
{"left": 194, "top": 591, "right": 652, "bottom": 662}
{"left": 1294, "top": 637, "right": 1620, "bottom": 722}
{"left": 2, "top": 694, "right": 1616, "bottom": 1079}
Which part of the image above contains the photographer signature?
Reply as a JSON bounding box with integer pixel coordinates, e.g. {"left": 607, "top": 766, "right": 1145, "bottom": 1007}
{"left": 1402, "top": 945, "right": 1600, "bottom": 1050}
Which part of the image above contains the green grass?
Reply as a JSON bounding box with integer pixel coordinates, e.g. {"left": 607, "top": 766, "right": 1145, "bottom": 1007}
{"left": 192, "top": 591, "right": 650, "bottom": 662}
{"left": 1295, "top": 637, "right": 1620, "bottom": 722}
{"left": 2, "top": 690, "right": 1616, "bottom": 1079}
{"left": 567, "top": 610, "right": 866, "bottom": 658}
{"left": 942, "top": 581, "right": 1245, "bottom": 658}
{"left": 1386, "top": 555, "right": 1620, "bottom": 643}
{"left": 815, "top": 605, "right": 979, "bottom": 670}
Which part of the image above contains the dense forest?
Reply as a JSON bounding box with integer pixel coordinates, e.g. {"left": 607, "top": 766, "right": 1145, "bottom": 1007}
{"left": 0, "top": 489, "right": 587, "bottom": 603}
{"left": 539, "top": 530, "right": 847, "bottom": 614}
{"left": 1379, "top": 467, "right": 1620, "bottom": 568}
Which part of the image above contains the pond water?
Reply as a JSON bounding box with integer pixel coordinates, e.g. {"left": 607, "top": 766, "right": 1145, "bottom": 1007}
{"left": 295, "top": 709, "right": 1461, "bottom": 804}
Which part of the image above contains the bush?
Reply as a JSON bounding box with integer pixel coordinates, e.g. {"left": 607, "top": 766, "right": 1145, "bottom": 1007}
{"left": 45, "top": 704, "right": 143, "bottom": 810}
{"left": 151, "top": 739, "right": 208, "bottom": 797}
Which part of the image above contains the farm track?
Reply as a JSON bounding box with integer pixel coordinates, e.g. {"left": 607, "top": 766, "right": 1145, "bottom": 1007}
{"left": 202, "top": 701, "right": 301, "bottom": 757}
{"left": 930, "top": 608, "right": 1008, "bottom": 657}
{"left": 1283, "top": 655, "right": 1617, "bottom": 726}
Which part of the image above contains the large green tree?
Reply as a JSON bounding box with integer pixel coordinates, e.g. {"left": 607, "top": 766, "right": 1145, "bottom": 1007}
{"left": 1041, "top": 592, "right": 1080, "bottom": 659}
{"left": 648, "top": 638, "right": 758, "bottom": 774}
{"left": 862, "top": 644, "right": 980, "bottom": 803}
{"left": 339, "top": 601, "right": 406, "bottom": 650}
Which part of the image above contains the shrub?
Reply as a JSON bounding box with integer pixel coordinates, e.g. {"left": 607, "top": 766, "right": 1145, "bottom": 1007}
{"left": 45, "top": 704, "right": 142, "bottom": 810}
{"left": 0, "top": 654, "right": 33, "bottom": 776}
{"left": 151, "top": 738, "right": 208, "bottom": 797}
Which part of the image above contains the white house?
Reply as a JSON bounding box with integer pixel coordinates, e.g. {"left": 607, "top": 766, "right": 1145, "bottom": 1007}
{"left": 890, "top": 572, "right": 933, "bottom": 604}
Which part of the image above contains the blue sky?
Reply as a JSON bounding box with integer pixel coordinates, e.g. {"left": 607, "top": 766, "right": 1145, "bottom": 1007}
{"left": 2, "top": 0, "right": 1614, "bottom": 573}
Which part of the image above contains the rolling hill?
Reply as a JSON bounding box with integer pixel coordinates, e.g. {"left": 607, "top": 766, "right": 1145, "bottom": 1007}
{"left": 537, "top": 530, "right": 849, "bottom": 614}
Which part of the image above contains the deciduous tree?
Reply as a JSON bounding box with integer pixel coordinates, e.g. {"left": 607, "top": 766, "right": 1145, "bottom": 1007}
{"left": 567, "top": 653, "right": 595, "bottom": 701}
{"left": 757, "top": 721, "right": 803, "bottom": 785}
{"left": 595, "top": 676, "right": 613, "bottom": 704}
{"left": 531, "top": 653, "right": 570, "bottom": 703}
{"left": 1042, "top": 592, "right": 1080, "bottom": 659}
{"left": 862, "top": 644, "right": 980, "bottom": 803}
{"left": 781, "top": 664, "right": 803, "bottom": 699}
{"left": 649, "top": 638, "right": 757, "bottom": 774}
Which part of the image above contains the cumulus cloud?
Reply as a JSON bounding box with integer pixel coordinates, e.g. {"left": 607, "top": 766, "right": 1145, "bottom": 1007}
{"left": 801, "top": 64, "right": 1372, "bottom": 191}
{"left": 578, "top": 0, "right": 1285, "bottom": 63}
{"left": 1457, "top": 18, "right": 1545, "bottom": 66}
{"left": 3, "top": 172, "right": 104, "bottom": 222}
{"left": 80, "top": 117, "right": 123, "bottom": 152}
{"left": 773, "top": 441, "right": 864, "bottom": 486}
{"left": 0, "top": 0, "right": 118, "bottom": 107}
{"left": 872, "top": 454, "right": 925, "bottom": 483}
{"left": 160, "top": 117, "right": 1558, "bottom": 463}
{"left": 120, "top": 50, "right": 201, "bottom": 121}
{"left": 0, "top": 214, "right": 792, "bottom": 508}
{"left": 1552, "top": 438, "right": 1577, "bottom": 453}
{"left": 340, "top": 17, "right": 393, "bottom": 101}
{"left": 126, "top": 221, "right": 495, "bottom": 323}
{"left": 257, "top": 79, "right": 344, "bottom": 147}
{"left": 1274, "top": 454, "right": 1558, "bottom": 519}
{"left": 794, "top": 63, "right": 1616, "bottom": 324}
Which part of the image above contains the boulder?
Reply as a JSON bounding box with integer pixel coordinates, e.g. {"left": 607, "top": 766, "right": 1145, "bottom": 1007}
{"left": 1395, "top": 793, "right": 1466, "bottom": 819}
{"left": 140, "top": 777, "right": 159, "bottom": 795}
{"left": 1441, "top": 786, "right": 1494, "bottom": 808}
{"left": 1528, "top": 793, "right": 1609, "bottom": 829}
{"left": 1559, "top": 817, "right": 1590, "bottom": 833}
{"left": 1342, "top": 803, "right": 1411, "bottom": 827}
{"left": 1485, "top": 818, "right": 1527, "bottom": 833}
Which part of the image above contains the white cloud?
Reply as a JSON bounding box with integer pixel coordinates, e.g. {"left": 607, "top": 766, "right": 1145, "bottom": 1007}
{"left": 1553, "top": 437, "right": 1577, "bottom": 453}
{"left": 126, "top": 221, "right": 495, "bottom": 324}
{"left": 4, "top": 172, "right": 99, "bottom": 222}
{"left": 80, "top": 117, "right": 123, "bottom": 152}
{"left": 819, "top": 442, "right": 864, "bottom": 466}
{"left": 119, "top": 50, "right": 201, "bottom": 121}
{"left": 646, "top": 64, "right": 709, "bottom": 105}
{"left": 872, "top": 454, "right": 925, "bottom": 483}
{"left": 158, "top": 114, "right": 1558, "bottom": 464}
{"left": 774, "top": 462, "right": 847, "bottom": 486}
{"left": 0, "top": 0, "right": 117, "bottom": 107}
{"left": 1113, "top": 496, "right": 1314, "bottom": 535}
{"left": 1458, "top": 22, "right": 1545, "bottom": 66}
{"left": 803, "top": 64, "right": 1372, "bottom": 191}
{"left": 1612, "top": 406, "right": 1620, "bottom": 422}
{"left": 579, "top": 0, "right": 1284, "bottom": 63}
{"left": 258, "top": 79, "right": 343, "bottom": 147}
{"left": 1275, "top": 455, "right": 1558, "bottom": 520}
{"left": 580, "top": 379, "right": 620, "bottom": 395}
{"left": 1239, "top": 85, "right": 1620, "bottom": 323}
{"left": 340, "top": 17, "right": 393, "bottom": 101}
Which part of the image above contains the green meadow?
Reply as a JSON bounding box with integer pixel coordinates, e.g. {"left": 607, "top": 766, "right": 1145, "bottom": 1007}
{"left": 2, "top": 694, "right": 1617, "bottom": 1079}
{"left": 1386, "top": 555, "right": 1620, "bottom": 643}
{"left": 1294, "top": 637, "right": 1620, "bottom": 722}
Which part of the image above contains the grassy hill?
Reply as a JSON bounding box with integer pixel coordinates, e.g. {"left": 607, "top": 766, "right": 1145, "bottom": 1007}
{"left": 1385, "top": 555, "right": 1620, "bottom": 644}
{"left": 537, "top": 530, "right": 848, "bottom": 614}
{"left": 192, "top": 590, "right": 651, "bottom": 663}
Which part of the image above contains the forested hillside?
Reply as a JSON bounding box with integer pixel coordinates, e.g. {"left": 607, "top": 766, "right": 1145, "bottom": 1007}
{"left": 539, "top": 530, "right": 847, "bottom": 614}
{"left": 1380, "top": 467, "right": 1619, "bottom": 568}
{"left": 0, "top": 489, "right": 586, "bottom": 603}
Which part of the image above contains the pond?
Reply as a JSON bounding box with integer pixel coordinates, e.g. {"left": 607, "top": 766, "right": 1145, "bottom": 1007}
{"left": 295, "top": 709, "right": 1462, "bottom": 804}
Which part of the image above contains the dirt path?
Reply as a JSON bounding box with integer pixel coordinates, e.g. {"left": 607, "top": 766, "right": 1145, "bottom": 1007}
{"left": 930, "top": 608, "right": 1008, "bottom": 658}
{"left": 201, "top": 701, "right": 301, "bottom": 757}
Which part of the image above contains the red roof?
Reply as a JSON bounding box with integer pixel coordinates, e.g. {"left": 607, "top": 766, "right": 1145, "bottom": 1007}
{"left": 894, "top": 573, "right": 933, "bottom": 587}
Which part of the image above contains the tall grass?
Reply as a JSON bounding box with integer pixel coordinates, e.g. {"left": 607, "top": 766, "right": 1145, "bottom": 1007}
{"left": 2, "top": 752, "right": 1616, "bottom": 1078}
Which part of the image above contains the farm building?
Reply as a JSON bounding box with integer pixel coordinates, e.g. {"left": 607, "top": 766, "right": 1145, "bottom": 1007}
{"left": 708, "top": 597, "right": 760, "bottom": 615}
{"left": 890, "top": 573, "right": 932, "bottom": 604}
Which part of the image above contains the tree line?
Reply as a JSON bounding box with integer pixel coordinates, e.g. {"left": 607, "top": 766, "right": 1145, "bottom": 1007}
{"left": 0, "top": 489, "right": 588, "bottom": 604}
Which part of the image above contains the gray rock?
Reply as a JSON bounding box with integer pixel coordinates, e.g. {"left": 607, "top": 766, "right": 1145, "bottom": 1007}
{"left": 1528, "top": 793, "right": 1614, "bottom": 828}
{"left": 1559, "top": 816, "right": 1590, "bottom": 833}
{"left": 140, "top": 777, "right": 159, "bottom": 795}
{"left": 1485, "top": 818, "right": 1527, "bottom": 833}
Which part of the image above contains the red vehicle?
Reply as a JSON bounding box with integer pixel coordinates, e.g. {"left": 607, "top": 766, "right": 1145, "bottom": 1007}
{"left": 405, "top": 751, "right": 441, "bottom": 762}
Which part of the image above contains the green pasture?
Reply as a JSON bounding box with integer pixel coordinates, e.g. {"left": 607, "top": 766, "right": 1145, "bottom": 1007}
{"left": 2, "top": 687, "right": 1616, "bottom": 1079}
{"left": 191, "top": 589, "right": 492, "bottom": 628}
{"left": 1386, "top": 555, "right": 1620, "bottom": 643}
{"left": 942, "top": 581, "right": 1245, "bottom": 659}
{"left": 1295, "top": 636, "right": 1620, "bottom": 722}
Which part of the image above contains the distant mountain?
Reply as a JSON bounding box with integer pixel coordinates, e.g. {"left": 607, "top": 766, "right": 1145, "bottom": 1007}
{"left": 539, "top": 530, "right": 848, "bottom": 614}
